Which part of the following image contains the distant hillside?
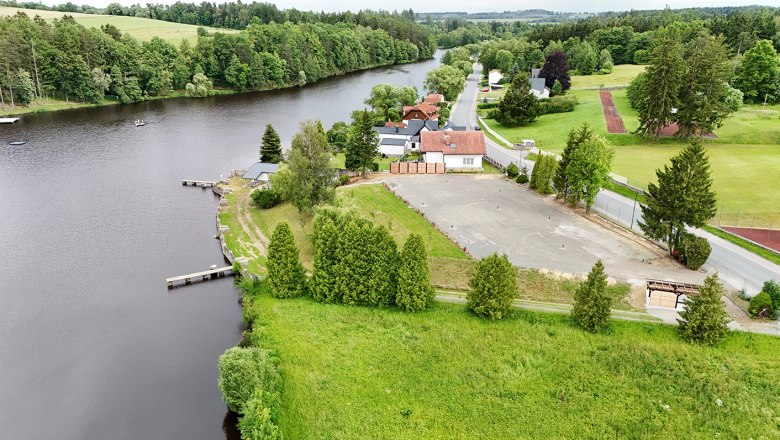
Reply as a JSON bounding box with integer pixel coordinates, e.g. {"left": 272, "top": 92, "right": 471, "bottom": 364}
{"left": 0, "top": 6, "right": 233, "bottom": 43}
{"left": 418, "top": 9, "right": 591, "bottom": 23}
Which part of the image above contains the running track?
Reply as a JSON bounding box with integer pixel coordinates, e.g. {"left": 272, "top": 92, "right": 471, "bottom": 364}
{"left": 599, "top": 90, "right": 627, "bottom": 134}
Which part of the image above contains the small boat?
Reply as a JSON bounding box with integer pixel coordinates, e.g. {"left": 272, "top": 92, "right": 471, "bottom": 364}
{"left": 134, "top": 119, "right": 146, "bottom": 127}
{"left": 209, "top": 264, "right": 218, "bottom": 270}
{"left": 9, "top": 140, "right": 26, "bottom": 146}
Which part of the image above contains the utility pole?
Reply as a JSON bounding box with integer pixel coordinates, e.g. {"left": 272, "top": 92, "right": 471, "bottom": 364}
{"left": 630, "top": 189, "right": 640, "bottom": 230}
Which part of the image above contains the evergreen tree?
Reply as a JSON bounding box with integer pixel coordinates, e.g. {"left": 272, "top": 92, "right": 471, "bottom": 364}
{"left": 553, "top": 123, "right": 594, "bottom": 199}
{"left": 598, "top": 48, "right": 614, "bottom": 73}
{"left": 571, "top": 260, "right": 612, "bottom": 332}
{"left": 467, "top": 253, "right": 517, "bottom": 320}
{"left": 260, "top": 124, "right": 283, "bottom": 163}
{"left": 495, "top": 75, "right": 541, "bottom": 127}
{"left": 311, "top": 215, "right": 340, "bottom": 303}
{"left": 550, "top": 79, "right": 563, "bottom": 97}
{"left": 640, "top": 138, "right": 717, "bottom": 255}
{"left": 539, "top": 50, "right": 571, "bottom": 90}
{"left": 565, "top": 136, "right": 613, "bottom": 211}
{"left": 530, "top": 153, "right": 558, "bottom": 195}
{"left": 635, "top": 33, "right": 684, "bottom": 137}
{"left": 676, "top": 35, "right": 737, "bottom": 137}
{"left": 345, "top": 109, "right": 379, "bottom": 177}
{"left": 338, "top": 219, "right": 372, "bottom": 305}
{"left": 678, "top": 273, "right": 729, "bottom": 345}
{"left": 267, "top": 222, "right": 307, "bottom": 298}
{"left": 367, "top": 226, "right": 399, "bottom": 307}
{"left": 396, "top": 234, "right": 434, "bottom": 312}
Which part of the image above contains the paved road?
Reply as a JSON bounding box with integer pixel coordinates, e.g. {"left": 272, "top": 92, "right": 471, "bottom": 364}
{"left": 451, "top": 63, "right": 780, "bottom": 295}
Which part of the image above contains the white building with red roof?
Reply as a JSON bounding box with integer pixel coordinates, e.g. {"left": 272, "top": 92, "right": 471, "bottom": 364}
{"left": 420, "top": 131, "right": 486, "bottom": 171}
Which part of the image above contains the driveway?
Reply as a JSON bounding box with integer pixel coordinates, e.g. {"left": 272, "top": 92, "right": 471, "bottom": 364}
{"left": 385, "top": 174, "right": 706, "bottom": 286}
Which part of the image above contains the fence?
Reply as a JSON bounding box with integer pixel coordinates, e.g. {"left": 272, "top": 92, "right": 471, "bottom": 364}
{"left": 389, "top": 162, "right": 445, "bottom": 174}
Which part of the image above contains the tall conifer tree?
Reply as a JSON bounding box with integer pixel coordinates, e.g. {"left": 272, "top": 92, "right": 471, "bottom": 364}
{"left": 260, "top": 124, "right": 283, "bottom": 163}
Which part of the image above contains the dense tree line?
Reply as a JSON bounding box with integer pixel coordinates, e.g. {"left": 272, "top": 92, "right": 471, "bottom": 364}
{"left": 0, "top": 10, "right": 433, "bottom": 107}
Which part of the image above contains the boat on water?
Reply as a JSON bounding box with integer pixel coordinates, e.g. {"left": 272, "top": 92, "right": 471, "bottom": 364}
{"left": 9, "top": 140, "right": 26, "bottom": 146}
{"left": 134, "top": 119, "right": 146, "bottom": 127}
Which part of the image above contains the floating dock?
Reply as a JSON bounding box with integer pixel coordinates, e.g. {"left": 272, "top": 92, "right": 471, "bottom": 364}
{"left": 166, "top": 266, "right": 234, "bottom": 288}
{"left": 0, "top": 117, "right": 20, "bottom": 124}
{"left": 182, "top": 179, "right": 217, "bottom": 187}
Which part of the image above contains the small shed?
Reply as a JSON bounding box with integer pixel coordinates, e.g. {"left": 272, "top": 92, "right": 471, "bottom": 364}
{"left": 646, "top": 279, "right": 701, "bottom": 309}
{"left": 243, "top": 162, "right": 279, "bottom": 186}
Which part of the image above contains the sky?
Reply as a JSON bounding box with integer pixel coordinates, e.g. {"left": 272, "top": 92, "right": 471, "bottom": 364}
{"left": 36, "top": 0, "right": 779, "bottom": 12}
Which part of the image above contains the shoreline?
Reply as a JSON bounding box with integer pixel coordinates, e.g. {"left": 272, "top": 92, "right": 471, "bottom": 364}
{"left": 0, "top": 58, "right": 434, "bottom": 118}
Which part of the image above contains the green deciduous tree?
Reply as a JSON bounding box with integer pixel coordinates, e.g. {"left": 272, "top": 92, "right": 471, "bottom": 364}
{"left": 564, "top": 136, "right": 613, "bottom": 211}
{"left": 734, "top": 39, "right": 779, "bottom": 104}
{"left": 396, "top": 234, "right": 434, "bottom": 312}
{"left": 284, "top": 120, "right": 335, "bottom": 216}
{"left": 345, "top": 109, "right": 379, "bottom": 178}
{"left": 260, "top": 124, "right": 282, "bottom": 163}
{"left": 467, "top": 253, "right": 517, "bottom": 320}
{"left": 748, "top": 291, "right": 774, "bottom": 318}
{"left": 554, "top": 123, "right": 594, "bottom": 200}
{"left": 678, "top": 274, "right": 729, "bottom": 345}
{"left": 424, "top": 64, "right": 465, "bottom": 101}
{"left": 495, "top": 75, "right": 541, "bottom": 127}
{"left": 185, "top": 72, "right": 213, "bottom": 97}
{"left": 572, "top": 260, "right": 611, "bottom": 332}
{"left": 761, "top": 280, "right": 780, "bottom": 311}
{"left": 218, "top": 347, "right": 281, "bottom": 413}
{"left": 598, "top": 48, "right": 614, "bottom": 73}
{"left": 225, "top": 54, "right": 250, "bottom": 92}
{"left": 12, "top": 69, "right": 35, "bottom": 106}
{"left": 238, "top": 395, "right": 282, "bottom": 440}
{"left": 640, "top": 138, "right": 717, "bottom": 255}
{"left": 267, "top": 222, "right": 307, "bottom": 298}
{"left": 635, "top": 33, "right": 684, "bottom": 137}
{"left": 326, "top": 121, "right": 349, "bottom": 152}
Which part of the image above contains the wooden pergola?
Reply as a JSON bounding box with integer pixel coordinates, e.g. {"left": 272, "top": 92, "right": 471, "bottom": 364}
{"left": 646, "top": 279, "right": 701, "bottom": 309}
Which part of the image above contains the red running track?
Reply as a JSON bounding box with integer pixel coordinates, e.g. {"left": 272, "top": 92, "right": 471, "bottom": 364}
{"left": 599, "top": 90, "right": 627, "bottom": 134}
{"left": 722, "top": 226, "right": 780, "bottom": 253}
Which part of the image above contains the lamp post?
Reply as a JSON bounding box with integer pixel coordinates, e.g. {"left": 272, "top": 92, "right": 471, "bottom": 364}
{"left": 630, "top": 189, "right": 641, "bottom": 230}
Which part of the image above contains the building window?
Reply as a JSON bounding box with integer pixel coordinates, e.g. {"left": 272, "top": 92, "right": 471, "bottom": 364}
{"left": 463, "top": 157, "right": 474, "bottom": 165}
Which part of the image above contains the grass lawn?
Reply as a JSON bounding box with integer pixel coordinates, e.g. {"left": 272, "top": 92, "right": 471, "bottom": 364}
{"left": 570, "top": 64, "right": 647, "bottom": 90}
{"left": 247, "top": 294, "right": 780, "bottom": 439}
{"left": 0, "top": 6, "right": 234, "bottom": 43}
{"left": 329, "top": 153, "right": 395, "bottom": 172}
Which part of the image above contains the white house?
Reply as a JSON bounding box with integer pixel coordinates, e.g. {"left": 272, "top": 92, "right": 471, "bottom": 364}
{"left": 374, "top": 119, "right": 439, "bottom": 156}
{"left": 420, "top": 131, "right": 487, "bottom": 171}
{"left": 488, "top": 70, "right": 503, "bottom": 86}
{"left": 243, "top": 162, "right": 279, "bottom": 187}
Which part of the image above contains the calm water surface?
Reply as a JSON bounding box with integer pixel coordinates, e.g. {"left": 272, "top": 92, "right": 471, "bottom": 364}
{"left": 0, "top": 52, "right": 441, "bottom": 440}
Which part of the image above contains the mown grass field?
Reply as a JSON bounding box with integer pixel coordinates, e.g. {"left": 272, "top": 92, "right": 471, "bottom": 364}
{"left": 479, "top": 65, "right": 780, "bottom": 225}
{"left": 246, "top": 294, "right": 780, "bottom": 439}
{"left": 0, "top": 6, "right": 233, "bottom": 43}
{"left": 570, "top": 64, "right": 647, "bottom": 89}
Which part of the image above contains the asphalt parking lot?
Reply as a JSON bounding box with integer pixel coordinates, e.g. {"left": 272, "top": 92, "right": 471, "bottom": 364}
{"left": 385, "top": 174, "right": 706, "bottom": 286}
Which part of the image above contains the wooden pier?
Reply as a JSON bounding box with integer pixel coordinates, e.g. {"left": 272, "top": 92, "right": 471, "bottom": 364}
{"left": 166, "top": 266, "right": 234, "bottom": 288}
{"left": 0, "top": 117, "right": 20, "bottom": 124}
{"left": 182, "top": 179, "right": 217, "bottom": 187}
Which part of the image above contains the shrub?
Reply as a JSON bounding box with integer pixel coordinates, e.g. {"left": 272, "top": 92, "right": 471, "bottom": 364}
{"left": 516, "top": 174, "right": 529, "bottom": 184}
{"left": 761, "top": 280, "right": 780, "bottom": 310}
{"left": 539, "top": 94, "right": 577, "bottom": 115}
{"left": 748, "top": 291, "right": 774, "bottom": 318}
{"left": 370, "top": 162, "right": 380, "bottom": 172}
{"left": 681, "top": 233, "right": 711, "bottom": 270}
{"left": 572, "top": 260, "right": 612, "bottom": 333}
{"left": 477, "top": 101, "right": 499, "bottom": 109}
{"left": 396, "top": 234, "right": 434, "bottom": 312}
{"left": 467, "top": 253, "right": 518, "bottom": 320}
{"left": 338, "top": 174, "right": 350, "bottom": 186}
{"left": 218, "top": 347, "right": 281, "bottom": 413}
{"left": 678, "top": 274, "right": 729, "bottom": 345}
{"left": 506, "top": 162, "right": 519, "bottom": 178}
{"left": 238, "top": 395, "right": 282, "bottom": 440}
{"left": 267, "top": 222, "right": 307, "bottom": 298}
{"left": 251, "top": 189, "right": 282, "bottom": 209}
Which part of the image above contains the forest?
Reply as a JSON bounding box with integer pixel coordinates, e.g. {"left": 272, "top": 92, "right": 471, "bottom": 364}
{"left": 0, "top": 8, "right": 434, "bottom": 106}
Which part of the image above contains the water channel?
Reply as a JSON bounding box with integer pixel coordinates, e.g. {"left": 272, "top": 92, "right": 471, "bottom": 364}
{"left": 0, "top": 51, "right": 441, "bottom": 440}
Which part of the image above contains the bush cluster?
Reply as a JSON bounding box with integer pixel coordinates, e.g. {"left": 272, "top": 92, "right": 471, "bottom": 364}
{"left": 505, "top": 162, "right": 519, "bottom": 178}
{"left": 251, "top": 189, "right": 282, "bottom": 209}
{"left": 680, "top": 233, "right": 712, "bottom": 270}
{"left": 539, "top": 94, "right": 577, "bottom": 115}
{"left": 477, "top": 101, "right": 499, "bottom": 109}
{"left": 467, "top": 253, "right": 517, "bottom": 320}
{"left": 516, "top": 174, "right": 529, "bottom": 184}
{"left": 748, "top": 280, "right": 780, "bottom": 319}
{"left": 311, "top": 208, "right": 433, "bottom": 311}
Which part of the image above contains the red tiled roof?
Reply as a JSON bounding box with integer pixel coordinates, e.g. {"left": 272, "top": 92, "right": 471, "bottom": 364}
{"left": 384, "top": 121, "right": 407, "bottom": 128}
{"left": 420, "top": 131, "right": 486, "bottom": 155}
{"left": 424, "top": 93, "right": 445, "bottom": 103}
{"left": 402, "top": 102, "right": 440, "bottom": 120}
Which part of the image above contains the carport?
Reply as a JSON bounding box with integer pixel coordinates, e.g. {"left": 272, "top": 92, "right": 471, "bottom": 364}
{"left": 646, "top": 279, "right": 701, "bottom": 309}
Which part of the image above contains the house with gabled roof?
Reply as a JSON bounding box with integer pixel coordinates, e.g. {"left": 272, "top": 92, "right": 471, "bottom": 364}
{"left": 373, "top": 119, "right": 439, "bottom": 156}
{"left": 420, "top": 131, "right": 486, "bottom": 170}
{"left": 401, "top": 102, "right": 440, "bottom": 122}
{"left": 424, "top": 93, "right": 445, "bottom": 104}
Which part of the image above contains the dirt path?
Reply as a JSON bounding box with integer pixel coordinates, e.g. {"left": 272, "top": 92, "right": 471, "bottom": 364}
{"left": 599, "top": 90, "right": 627, "bottom": 134}
{"left": 235, "top": 188, "right": 269, "bottom": 255}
